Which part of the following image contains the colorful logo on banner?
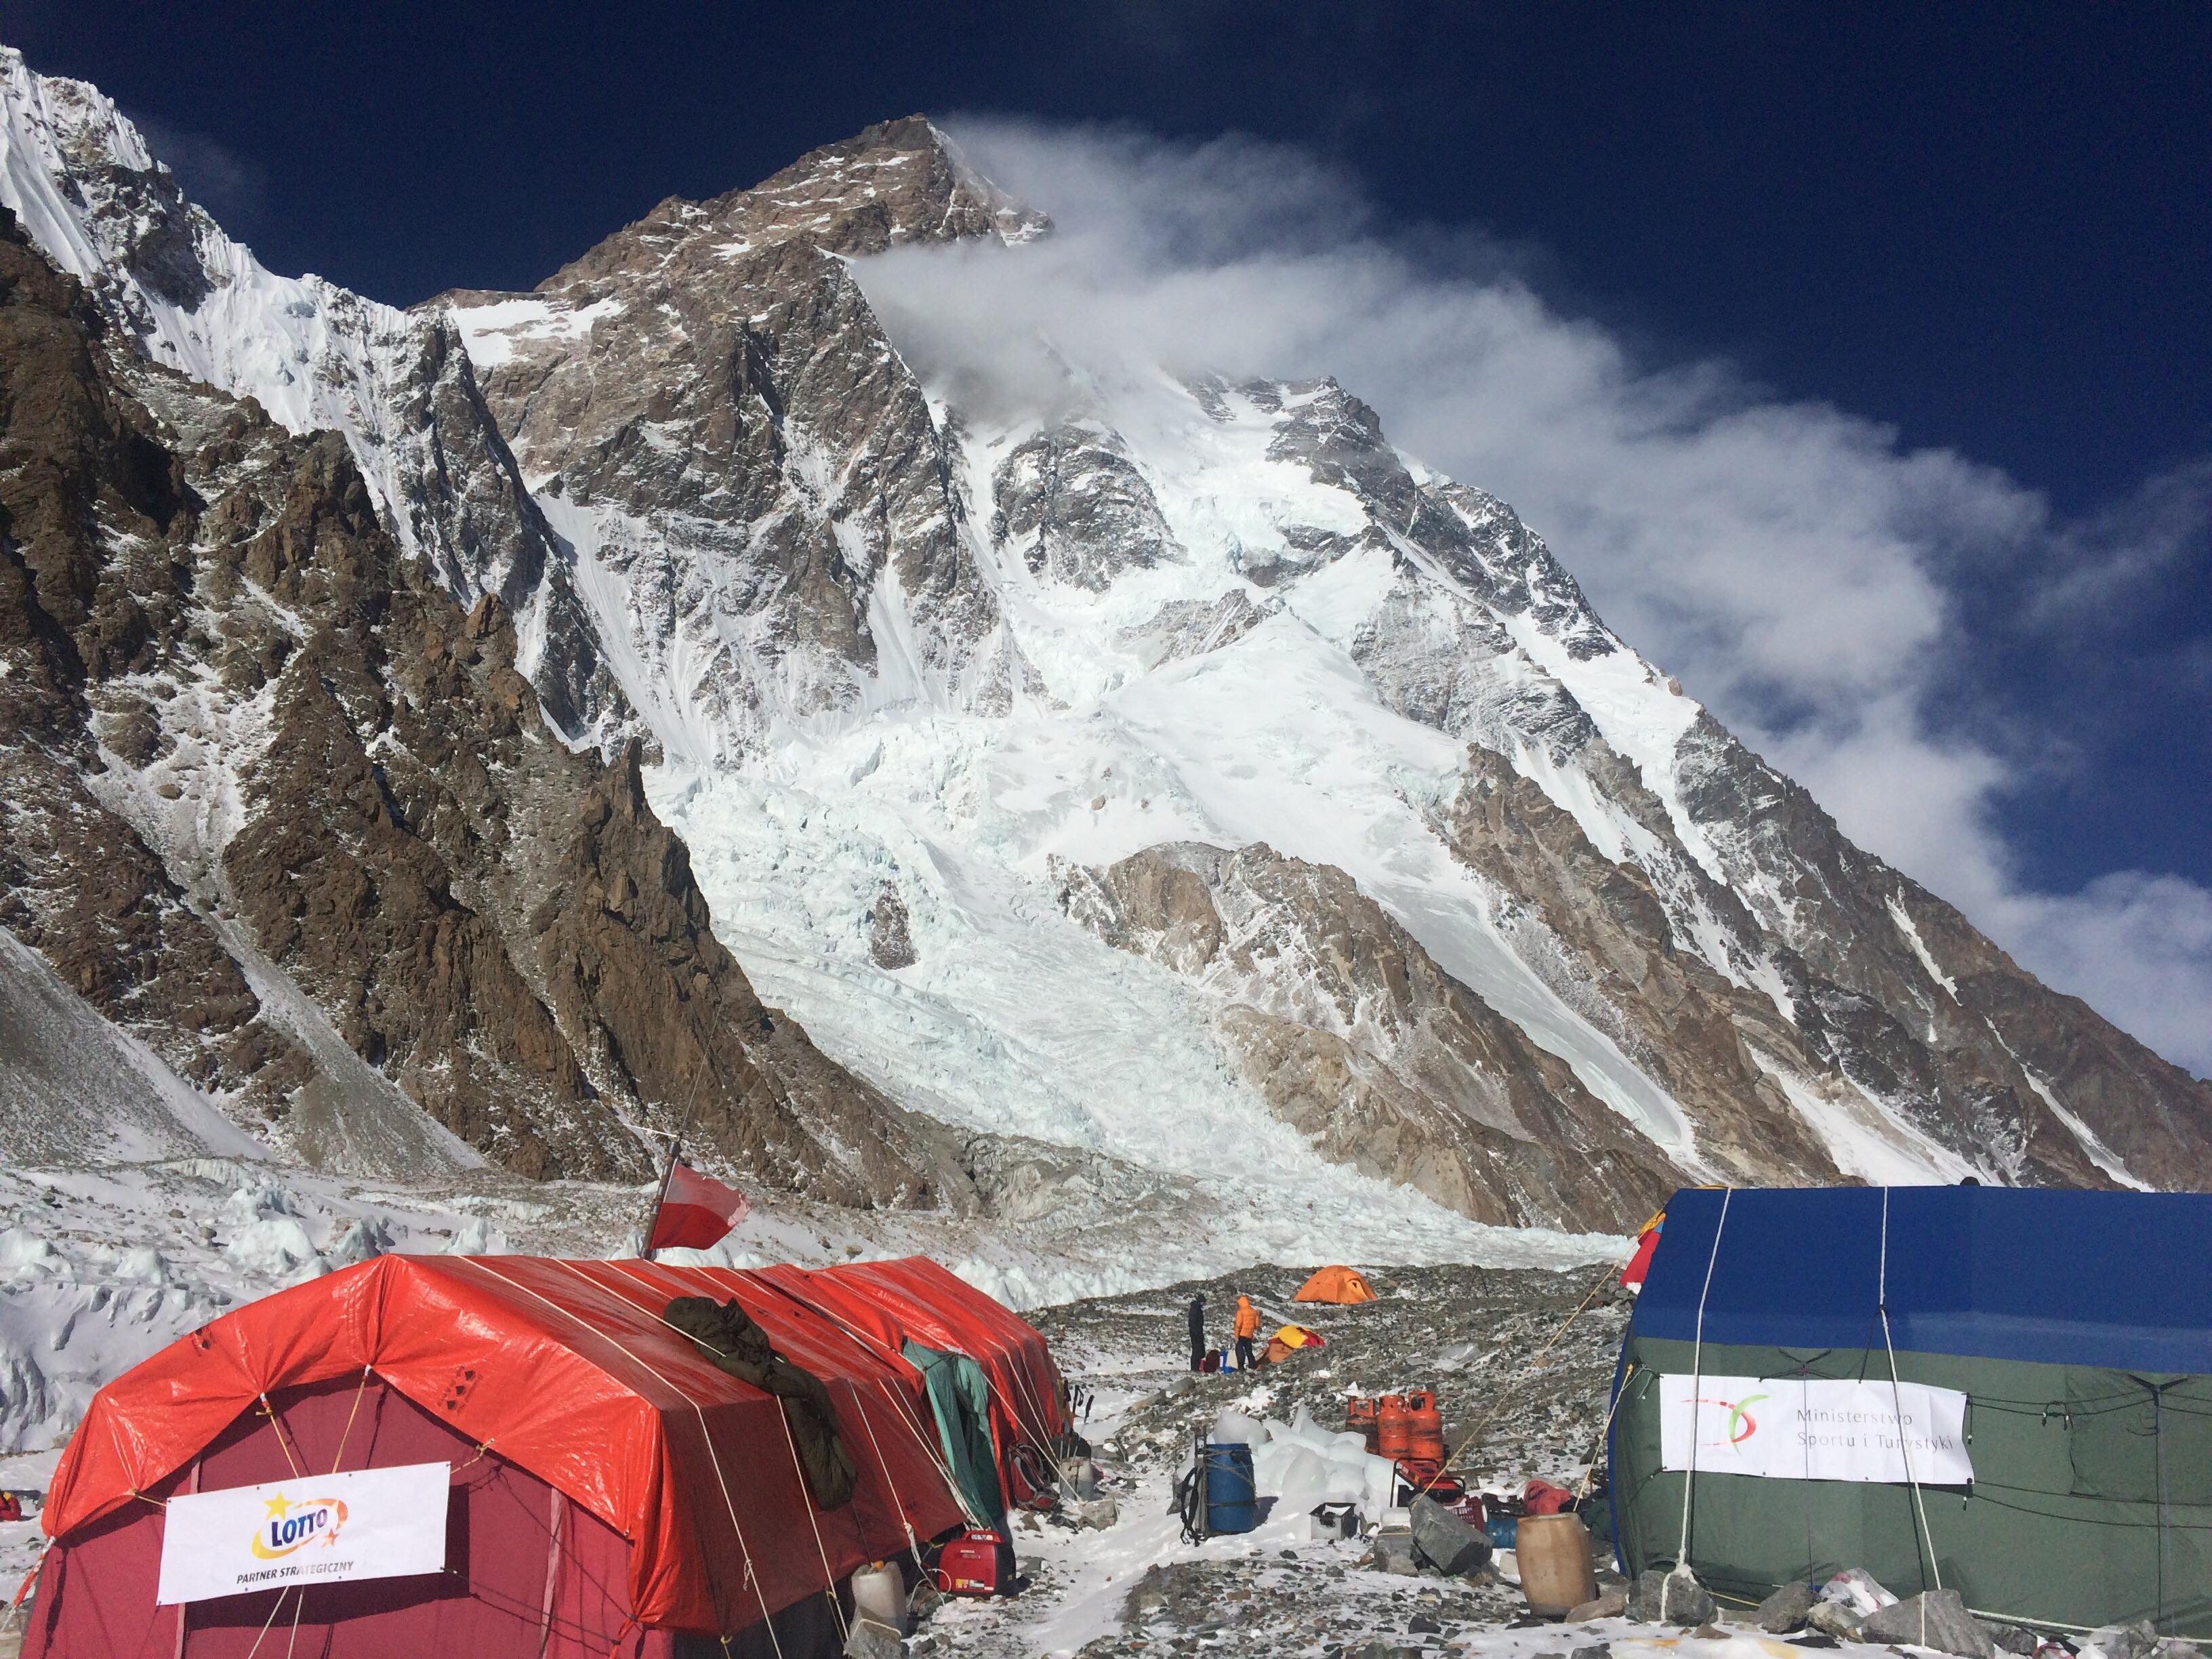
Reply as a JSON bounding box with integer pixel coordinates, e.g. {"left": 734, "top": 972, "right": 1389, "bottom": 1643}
{"left": 249, "top": 1492, "right": 351, "bottom": 1559}
{"left": 157, "top": 1460, "right": 451, "bottom": 1605}
{"left": 1689, "top": 1391, "right": 1769, "bottom": 1449}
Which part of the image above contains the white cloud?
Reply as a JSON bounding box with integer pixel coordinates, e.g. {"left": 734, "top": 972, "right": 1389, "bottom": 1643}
{"left": 857, "top": 119, "right": 2212, "bottom": 1076}
{"left": 123, "top": 110, "right": 270, "bottom": 234}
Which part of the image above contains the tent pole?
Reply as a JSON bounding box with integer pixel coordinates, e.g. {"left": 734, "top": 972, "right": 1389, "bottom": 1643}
{"left": 638, "top": 1050, "right": 710, "bottom": 1259}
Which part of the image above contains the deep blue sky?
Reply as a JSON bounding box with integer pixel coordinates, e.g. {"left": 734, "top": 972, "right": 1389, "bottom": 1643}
{"left": 16, "top": 2, "right": 2211, "bottom": 895}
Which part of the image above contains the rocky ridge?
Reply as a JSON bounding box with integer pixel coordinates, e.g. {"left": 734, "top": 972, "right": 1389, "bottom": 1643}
{"left": 0, "top": 199, "right": 966, "bottom": 1201}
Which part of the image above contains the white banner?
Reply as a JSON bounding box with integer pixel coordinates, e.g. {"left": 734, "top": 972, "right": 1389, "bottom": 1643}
{"left": 1658, "top": 1374, "right": 1972, "bottom": 1486}
{"left": 157, "top": 1461, "right": 450, "bottom": 1605}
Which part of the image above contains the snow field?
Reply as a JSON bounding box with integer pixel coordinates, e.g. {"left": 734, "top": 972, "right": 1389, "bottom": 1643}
{"left": 652, "top": 727, "right": 1617, "bottom": 1286}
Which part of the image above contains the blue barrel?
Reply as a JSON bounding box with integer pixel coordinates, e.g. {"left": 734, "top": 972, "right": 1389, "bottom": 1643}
{"left": 1485, "top": 1513, "right": 1518, "bottom": 1550}
{"left": 1204, "top": 1441, "right": 1257, "bottom": 1534}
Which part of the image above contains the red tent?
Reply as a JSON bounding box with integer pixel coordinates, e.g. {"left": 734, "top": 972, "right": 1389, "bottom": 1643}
{"left": 24, "top": 1255, "right": 969, "bottom": 1657}
{"left": 764, "top": 1260, "right": 1067, "bottom": 1507}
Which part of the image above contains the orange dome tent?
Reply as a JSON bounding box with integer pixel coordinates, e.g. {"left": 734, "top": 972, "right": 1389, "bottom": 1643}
{"left": 1293, "top": 1266, "right": 1377, "bottom": 1305}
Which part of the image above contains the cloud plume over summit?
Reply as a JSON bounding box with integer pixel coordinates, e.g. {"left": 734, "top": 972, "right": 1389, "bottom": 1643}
{"left": 857, "top": 119, "right": 2212, "bottom": 1074}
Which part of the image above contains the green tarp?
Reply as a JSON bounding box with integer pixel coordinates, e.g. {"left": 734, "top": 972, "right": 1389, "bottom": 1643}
{"left": 905, "top": 1339, "right": 1005, "bottom": 1526}
{"left": 1612, "top": 1335, "right": 2212, "bottom": 1635}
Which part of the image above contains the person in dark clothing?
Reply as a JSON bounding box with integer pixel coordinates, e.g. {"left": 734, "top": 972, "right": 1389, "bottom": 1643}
{"left": 1187, "top": 1294, "right": 1206, "bottom": 1372}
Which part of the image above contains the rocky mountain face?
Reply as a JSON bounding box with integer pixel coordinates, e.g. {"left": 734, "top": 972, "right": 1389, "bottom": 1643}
{"left": 1054, "top": 842, "right": 1682, "bottom": 1229}
{"left": 1, "top": 45, "right": 2205, "bottom": 1240}
{"left": 441, "top": 114, "right": 1050, "bottom": 766}
{"left": 0, "top": 200, "right": 968, "bottom": 1206}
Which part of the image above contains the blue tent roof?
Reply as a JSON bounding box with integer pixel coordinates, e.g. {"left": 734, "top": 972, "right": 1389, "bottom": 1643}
{"left": 1632, "top": 1186, "right": 2212, "bottom": 1374}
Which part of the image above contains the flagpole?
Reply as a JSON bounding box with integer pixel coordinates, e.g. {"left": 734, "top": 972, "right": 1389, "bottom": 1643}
{"left": 638, "top": 1048, "right": 711, "bottom": 1260}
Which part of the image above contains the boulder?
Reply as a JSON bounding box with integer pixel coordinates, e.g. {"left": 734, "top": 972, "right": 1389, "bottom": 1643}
{"left": 1370, "top": 1532, "right": 1422, "bottom": 1576}
{"left": 1814, "top": 1601, "right": 1866, "bottom": 1645}
{"left": 844, "top": 1618, "right": 902, "bottom": 1659}
{"left": 1568, "top": 1589, "right": 1629, "bottom": 1623}
{"left": 1629, "top": 1568, "right": 1716, "bottom": 1626}
{"left": 1985, "top": 1626, "right": 2039, "bottom": 1656}
{"left": 1757, "top": 1581, "right": 1818, "bottom": 1634}
{"left": 1860, "top": 1590, "right": 1992, "bottom": 1659}
{"left": 1410, "top": 1494, "right": 1493, "bottom": 1578}
{"left": 1807, "top": 1601, "right": 1866, "bottom": 1639}
{"left": 1069, "top": 1496, "right": 1119, "bottom": 1530}
{"left": 1572, "top": 1646, "right": 1614, "bottom": 1659}
{"left": 2082, "top": 1625, "right": 2161, "bottom": 1659}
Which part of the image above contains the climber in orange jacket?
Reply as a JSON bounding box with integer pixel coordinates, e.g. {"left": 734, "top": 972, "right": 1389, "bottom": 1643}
{"left": 1233, "top": 1294, "right": 1261, "bottom": 1372}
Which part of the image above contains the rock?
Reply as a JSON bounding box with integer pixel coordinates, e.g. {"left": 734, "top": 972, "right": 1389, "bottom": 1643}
{"left": 1370, "top": 1532, "right": 1421, "bottom": 1576}
{"left": 1860, "top": 1590, "right": 1993, "bottom": 1659}
{"left": 1807, "top": 1602, "right": 1866, "bottom": 1639}
{"left": 905, "top": 1577, "right": 945, "bottom": 1625}
{"left": 1572, "top": 1646, "right": 1613, "bottom": 1659}
{"left": 1758, "top": 1581, "right": 1818, "bottom": 1633}
{"left": 1070, "top": 1496, "right": 1119, "bottom": 1530}
{"left": 1568, "top": 1589, "right": 1629, "bottom": 1623}
{"left": 843, "top": 1617, "right": 901, "bottom": 1659}
{"left": 2083, "top": 1624, "right": 2158, "bottom": 1659}
{"left": 1408, "top": 1614, "right": 1442, "bottom": 1633}
{"left": 1693, "top": 1625, "right": 1729, "bottom": 1641}
{"left": 2151, "top": 1641, "right": 2205, "bottom": 1659}
{"left": 1985, "top": 1626, "right": 2039, "bottom": 1656}
{"left": 1410, "top": 1494, "right": 1492, "bottom": 1578}
{"left": 1629, "top": 1568, "right": 1715, "bottom": 1627}
{"left": 1792, "top": 1637, "right": 1839, "bottom": 1650}
{"left": 867, "top": 884, "right": 916, "bottom": 969}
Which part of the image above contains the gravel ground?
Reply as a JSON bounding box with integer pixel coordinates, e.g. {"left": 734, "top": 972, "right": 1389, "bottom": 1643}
{"left": 1044, "top": 1262, "right": 1632, "bottom": 1489}
{"left": 912, "top": 1261, "right": 1640, "bottom": 1658}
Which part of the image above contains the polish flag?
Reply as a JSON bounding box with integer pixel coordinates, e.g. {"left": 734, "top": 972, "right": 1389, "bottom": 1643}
{"left": 647, "top": 1163, "right": 751, "bottom": 1253}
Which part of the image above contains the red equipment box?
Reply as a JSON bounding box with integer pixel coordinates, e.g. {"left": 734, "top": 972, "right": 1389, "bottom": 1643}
{"left": 933, "top": 1529, "right": 1006, "bottom": 1597}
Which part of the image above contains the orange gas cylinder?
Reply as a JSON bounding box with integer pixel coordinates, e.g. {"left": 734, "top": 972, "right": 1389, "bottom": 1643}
{"left": 1346, "top": 1396, "right": 1378, "bottom": 1441}
{"left": 1376, "top": 1394, "right": 1413, "bottom": 1459}
{"left": 1406, "top": 1389, "right": 1446, "bottom": 1461}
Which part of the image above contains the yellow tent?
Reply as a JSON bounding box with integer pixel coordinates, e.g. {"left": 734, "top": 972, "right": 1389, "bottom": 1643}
{"left": 1293, "top": 1265, "right": 1377, "bottom": 1305}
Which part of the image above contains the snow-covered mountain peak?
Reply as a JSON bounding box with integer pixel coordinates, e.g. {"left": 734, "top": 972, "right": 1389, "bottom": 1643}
{"left": 0, "top": 47, "right": 564, "bottom": 631}
{"left": 535, "top": 112, "right": 1048, "bottom": 297}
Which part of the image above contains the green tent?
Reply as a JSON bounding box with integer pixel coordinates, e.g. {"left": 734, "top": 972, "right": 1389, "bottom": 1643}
{"left": 904, "top": 1339, "right": 1006, "bottom": 1526}
{"left": 1612, "top": 1187, "right": 2212, "bottom": 1637}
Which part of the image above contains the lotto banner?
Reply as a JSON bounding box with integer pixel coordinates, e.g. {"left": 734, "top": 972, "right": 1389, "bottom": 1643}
{"left": 1658, "top": 1374, "right": 1973, "bottom": 1486}
{"left": 156, "top": 1461, "right": 450, "bottom": 1605}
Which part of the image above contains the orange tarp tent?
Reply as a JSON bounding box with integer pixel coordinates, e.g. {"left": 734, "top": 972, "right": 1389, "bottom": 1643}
{"left": 1293, "top": 1265, "right": 1377, "bottom": 1304}
{"left": 25, "top": 1255, "right": 970, "bottom": 1655}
